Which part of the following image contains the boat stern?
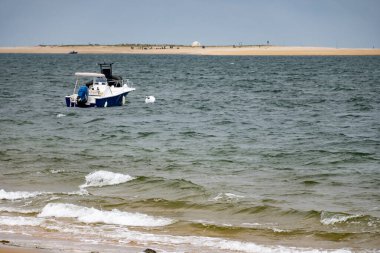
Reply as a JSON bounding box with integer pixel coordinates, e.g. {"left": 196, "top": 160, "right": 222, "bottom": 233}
{"left": 65, "top": 95, "right": 74, "bottom": 107}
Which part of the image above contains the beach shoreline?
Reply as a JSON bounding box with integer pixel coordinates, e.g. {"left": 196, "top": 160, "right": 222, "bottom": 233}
{"left": 0, "top": 229, "right": 370, "bottom": 253}
{"left": 0, "top": 45, "right": 379, "bottom": 56}
{"left": 0, "top": 232, "right": 144, "bottom": 253}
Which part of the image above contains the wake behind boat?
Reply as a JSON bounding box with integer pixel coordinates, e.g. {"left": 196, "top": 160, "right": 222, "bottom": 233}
{"left": 65, "top": 63, "right": 135, "bottom": 107}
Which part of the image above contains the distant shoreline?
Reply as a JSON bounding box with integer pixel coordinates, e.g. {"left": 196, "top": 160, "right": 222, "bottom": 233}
{"left": 0, "top": 45, "right": 379, "bottom": 56}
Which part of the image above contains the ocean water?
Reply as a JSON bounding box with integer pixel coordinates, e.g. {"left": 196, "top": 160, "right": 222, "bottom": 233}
{"left": 0, "top": 54, "right": 379, "bottom": 252}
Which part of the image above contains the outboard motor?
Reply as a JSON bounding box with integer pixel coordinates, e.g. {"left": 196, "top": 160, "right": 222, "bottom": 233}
{"left": 77, "top": 85, "right": 89, "bottom": 106}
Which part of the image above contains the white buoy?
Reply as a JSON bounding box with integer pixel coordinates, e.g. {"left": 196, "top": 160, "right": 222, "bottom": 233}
{"left": 145, "top": 96, "right": 155, "bottom": 103}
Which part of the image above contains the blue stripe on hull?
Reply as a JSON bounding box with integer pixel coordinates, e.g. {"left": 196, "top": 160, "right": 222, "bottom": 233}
{"left": 65, "top": 92, "right": 130, "bottom": 108}
{"left": 95, "top": 92, "right": 130, "bottom": 107}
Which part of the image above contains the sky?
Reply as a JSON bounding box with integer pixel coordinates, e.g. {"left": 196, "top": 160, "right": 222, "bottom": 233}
{"left": 0, "top": 0, "right": 379, "bottom": 48}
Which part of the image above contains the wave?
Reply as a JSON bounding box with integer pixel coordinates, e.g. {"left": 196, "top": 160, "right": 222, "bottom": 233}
{"left": 0, "top": 216, "right": 43, "bottom": 226}
{"left": 0, "top": 187, "right": 89, "bottom": 200}
{"left": 211, "top": 192, "right": 245, "bottom": 202}
{"left": 0, "top": 207, "right": 39, "bottom": 214}
{"left": 41, "top": 221, "right": 353, "bottom": 253}
{"left": 49, "top": 169, "right": 65, "bottom": 174}
{"left": 137, "top": 131, "right": 158, "bottom": 138}
{"left": 38, "top": 203, "right": 174, "bottom": 227}
{"left": 2, "top": 174, "right": 141, "bottom": 202}
{"left": 80, "top": 170, "right": 135, "bottom": 188}
{"left": 302, "top": 180, "right": 319, "bottom": 186}
{"left": 0, "top": 189, "right": 46, "bottom": 200}
{"left": 234, "top": 205, "right": 274, "bottom": 215}
{"left": 108, "top": 194, "right": 379, "bottom": 231}
{"left": 84, "top": 117, "right": 106, "bottom": 124}
{"left": 0, "top": 119, "right": 33, "bottom": 125}
{"left": 320, "top": 211, "right": 364, "bottom": 225}
{"left": 189, "top": 219, "right": 298, "bottom": 235}
{"left": 314, "top": 231, "right": 356, "bottom": 242}
{"left": 132, "top": 176, "right": 206, "bottom": 193}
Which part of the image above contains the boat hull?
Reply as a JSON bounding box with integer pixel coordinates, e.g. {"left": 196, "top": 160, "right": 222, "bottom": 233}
{"left": 65, "top": 92, "right": 130, "bottom": 108}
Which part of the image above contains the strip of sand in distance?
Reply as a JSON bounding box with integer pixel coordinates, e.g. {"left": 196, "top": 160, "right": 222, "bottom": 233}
{"left": 0, "top": 45, "right": 379, "bottom": 56}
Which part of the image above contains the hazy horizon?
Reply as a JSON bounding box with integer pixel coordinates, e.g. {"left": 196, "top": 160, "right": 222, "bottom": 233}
{"left": 0, "top": 0, "right": 379, "bottom": 48}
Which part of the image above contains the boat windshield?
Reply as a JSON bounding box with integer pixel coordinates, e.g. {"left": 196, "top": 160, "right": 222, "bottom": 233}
{"left": 95, "top": 77, "right": 107, "bottom": 85}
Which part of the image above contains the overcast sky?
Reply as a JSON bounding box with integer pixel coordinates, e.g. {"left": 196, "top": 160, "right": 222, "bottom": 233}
{"left": 0, "top": 0, "right": 379, "bottom": 48}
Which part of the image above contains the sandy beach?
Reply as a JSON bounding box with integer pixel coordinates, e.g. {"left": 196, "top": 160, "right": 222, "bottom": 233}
{"left": 0, "top": 232, "right": 146, "bottom": 253}
{"left": 0, "top": 45, "right": 379, "bottom": 56}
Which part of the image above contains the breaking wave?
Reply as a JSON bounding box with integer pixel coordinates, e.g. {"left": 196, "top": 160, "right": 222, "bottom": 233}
{"left": 41, "top": 222, "right": 353, "bottom": 253}
{"left": 80, "top": 170, "right": 135, "bottom": 188}
{"left": 0, "top": 207, "right": 39, "bottom": 214}
{"left": 320, "top": 211, "right": 363, "bottom": 225}
{"left": 0, "top": 189, "right": 46, "bottom": 200}
{"left": 0, "top": 216, "right": 43, "bottom": 226}
{"left": 211, "top": 192, "right": 245, "bottom": 202}
{"left": 38, "top": 203, "right": 174, "bottom": 227}
{"left": 0, "top": 188, "right": 87, "bottom": 201}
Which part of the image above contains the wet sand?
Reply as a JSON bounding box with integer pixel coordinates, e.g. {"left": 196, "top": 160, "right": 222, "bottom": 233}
{"left": 0, "top": 248, "right": 40, "bottom": 253}
{"left": 0, "top": 45, "right": 379, "bottom": 56}
{"left": 0, "top": 233, "right": 145, "bottom": 253}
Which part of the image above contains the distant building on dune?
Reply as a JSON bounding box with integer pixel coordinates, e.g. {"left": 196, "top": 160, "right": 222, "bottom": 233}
{"left": 191, "top": 41, "right": 201, "bottom": 47}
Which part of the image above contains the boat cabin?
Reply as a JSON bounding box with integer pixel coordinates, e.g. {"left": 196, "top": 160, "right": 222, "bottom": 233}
{"left": 98, "top": 62, "right": 123, "bottom": 87}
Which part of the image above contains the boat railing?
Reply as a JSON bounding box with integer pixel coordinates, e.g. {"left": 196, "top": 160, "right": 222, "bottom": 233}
{"left": 123, "top": 79, "right": 134, "bottom": 87}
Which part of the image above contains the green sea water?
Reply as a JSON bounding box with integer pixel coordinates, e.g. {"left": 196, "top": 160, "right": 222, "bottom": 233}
{"left": 0, "top": 54, "right": 379, "bottom": 252}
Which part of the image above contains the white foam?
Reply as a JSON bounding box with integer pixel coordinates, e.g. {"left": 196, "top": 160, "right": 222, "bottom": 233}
{"left": 211, "top": 192, "right": 245, "bottom": 202}
{"left": 0, "top": 207, "right": 39, "bottom": 214}
{"left": 50, "top": 169, "right": 65, "bottom": 174}
{"left": 56, "top": 113, "right": 66, "bottom": 118}
{"left": 0, "top": 216, "right": 43, "bottom": 226}
{"left": 67, "top": 188, "right": 89, "bottom": 196}
{"left": 0, "top": 188, "right": 86, "bottom": 201}
{"left": 271, "top": 227, "right": 290, "bottom": 233}
{"left": 80, "top": 170, "right": 135, "bottom": 188}
{"left": 320, "top": 212, "right": 362, "bottom": 225}
{"left": 190, "top": 219, "right": 218, "bottom": 226}
{"left": 123, "top": 232, "right": 352, "bottom": 253}
{"left": 41, "top": 222, "right": 352, "bottom": 253}
{"left": 241, "top": 222, "right": 262, "bottom": 227}
{"left": 0, "top": 189, "right": 45, "bottom": 200}
{"left": 38, "top": 203, "right": 173, "bottom": 227}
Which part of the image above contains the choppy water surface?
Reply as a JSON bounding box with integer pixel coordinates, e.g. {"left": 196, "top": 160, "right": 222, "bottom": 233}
{"left": 0, "top": 54, "right": 379, "bottom": 252}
